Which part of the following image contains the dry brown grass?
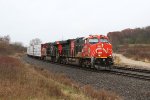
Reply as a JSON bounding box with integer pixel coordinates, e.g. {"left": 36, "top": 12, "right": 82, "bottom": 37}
{"left": 0, "top": 56, "right": 68, "bottom": 100}
{"left": 0, "top": 56, "right": 122, "bottom": 100}
{"left": 117, "top": 45, "right": 150, "bottom": 63}
{"left": 82, "top": 85, "right": 122, "bottom": 100}
{"left": 0, "top": 56, "right": 88, "bottom": 100}
{"left": 36, "top": 68, "right": 79, "bottom": 88}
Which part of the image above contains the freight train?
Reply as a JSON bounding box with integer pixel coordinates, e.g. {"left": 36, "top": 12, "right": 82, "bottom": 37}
{"left": 27, "top": 35, "right": 113, "bottom": 69}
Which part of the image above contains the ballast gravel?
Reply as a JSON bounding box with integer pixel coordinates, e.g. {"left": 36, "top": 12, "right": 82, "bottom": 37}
{"left": 23, "top": 56, "right": 150, "bottom": 100}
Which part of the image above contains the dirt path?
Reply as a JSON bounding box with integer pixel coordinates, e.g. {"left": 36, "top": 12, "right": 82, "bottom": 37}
{"left": 114, "top": 53, "right": 150, "bottom": 70}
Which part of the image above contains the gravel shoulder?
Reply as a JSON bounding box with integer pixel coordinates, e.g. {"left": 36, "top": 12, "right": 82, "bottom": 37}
{"left": 23, "top": 56, "right": 150, "bottom": 100}
{"left": 114, "top": 53, "right": 150, "bottom": 70}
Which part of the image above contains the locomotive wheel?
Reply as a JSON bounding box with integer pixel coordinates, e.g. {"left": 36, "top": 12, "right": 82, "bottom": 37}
{"left": 65, "top": 59, "right": 69, "bottom": 65}
{"left": 81, "top": 63, "right": 85, "bottom": 67}
{"left": 94, "top": 65, "right": 104, "bottom": 70}
{"left": 42, "top": 56, "right": 46, "bottom": 61}
{"left": 94, "top": 65, "right": 99, "bottom": 70}
{"left": 90, "top": 65, "right": 94, "bottom": 69}
{"left": 81, "top": 62, "right": 86, "bottom": 67}
{"left": 63, "top": 58, "right": 67, "bottom": 64}
{"left": 85, "top": 63, "right": 89, "bottom": 68}
{"left": 106, "top": 65, "right": 112, "bottom": 70}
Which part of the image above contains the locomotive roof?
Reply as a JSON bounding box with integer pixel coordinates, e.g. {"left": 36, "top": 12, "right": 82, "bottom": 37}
{"left": 75, "top": 37, "right": 84, "bottom": 39}
{"left": 53, "top": 39, "right": 76, "bottom": 45}
{"left": 45, "top": 42, "right": 54, "bottom": 45}
{"left": 85, "top": 35, "right": 108, "bottom": 39}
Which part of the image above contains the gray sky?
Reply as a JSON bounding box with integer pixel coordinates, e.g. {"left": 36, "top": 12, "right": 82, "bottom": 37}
{"left": 0, "top": 0, "right": 150, "bottom": 46}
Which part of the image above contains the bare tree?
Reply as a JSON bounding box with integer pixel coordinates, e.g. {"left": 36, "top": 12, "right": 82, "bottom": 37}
{"left": 0, "top": 35, "right": 10, "bottom": 43}
{"left": 30, "top": 38, "right": 42, "bottom": 46}
{"left": 3, "top": 35, "right": 10, "bottom": 43}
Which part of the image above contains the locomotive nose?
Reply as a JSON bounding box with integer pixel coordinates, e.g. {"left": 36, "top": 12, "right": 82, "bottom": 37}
{"left": 96, "top": 44, "right": 103, "bottom": 57}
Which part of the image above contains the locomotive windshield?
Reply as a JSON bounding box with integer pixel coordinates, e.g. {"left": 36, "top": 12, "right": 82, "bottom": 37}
{"left": 100, "top": 38, "right": 109, "bottom": 43}
{"left": 89, "top": 38, "right": 99, "bottom": 44}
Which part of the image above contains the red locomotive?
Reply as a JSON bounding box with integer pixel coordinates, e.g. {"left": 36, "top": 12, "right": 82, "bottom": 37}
{"left": 80, "top": 35, "right": 113, "bottom": 69}
{"left": 27, "top": 34, "right": 113, "bottom": 69}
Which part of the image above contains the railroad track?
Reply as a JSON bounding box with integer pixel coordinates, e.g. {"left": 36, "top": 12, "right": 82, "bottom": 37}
{"left": 27, "top": 56, "right": 150, "bottom": 81}
{"left": 55, "top": 63, "right": 150, "bottom": 81}
{"left": 110, "top": 67, "right": 150, "bottom": 81}
{"left": 113, "top": 66, "right": 150, "bottom": 73}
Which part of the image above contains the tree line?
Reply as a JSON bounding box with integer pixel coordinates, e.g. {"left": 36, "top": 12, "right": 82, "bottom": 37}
{"left": 0, "top": 35, "right": 26, "bottom": 55}
{"left": 107, "top": 26, "right": 150, "bottom": 50}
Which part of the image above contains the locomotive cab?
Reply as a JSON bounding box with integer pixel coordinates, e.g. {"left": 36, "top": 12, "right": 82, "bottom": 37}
{"left": 81, "top": 35, "right": 113, "bottom": 69}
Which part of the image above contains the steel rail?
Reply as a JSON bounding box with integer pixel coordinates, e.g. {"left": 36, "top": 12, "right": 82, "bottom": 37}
{"left": 109, "top": 69, "right": 150, "bottom": 81}
{"left": 26, "top": 56, "right": 150, "bottom": 81}
{"left": 113, "top": 65, "right": 150, "bottom": 73}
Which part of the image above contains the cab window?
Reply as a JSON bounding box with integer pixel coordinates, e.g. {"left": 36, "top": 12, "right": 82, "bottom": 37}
{"left": 89, "top": 38, "right": 99, "bottom": 44}
{"left": 100, "top": 38, "right": 109, "bottom": 43}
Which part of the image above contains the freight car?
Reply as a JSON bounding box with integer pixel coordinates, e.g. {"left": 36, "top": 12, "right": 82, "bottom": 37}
{"left": 27, "top": 35, "right": 113, "bottom": 69}
{"left": 27, "top": 44, "right": 47, "bottom": 59}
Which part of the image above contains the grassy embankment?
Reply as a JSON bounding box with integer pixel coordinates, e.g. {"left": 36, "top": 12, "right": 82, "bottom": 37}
{"left": 0, "top": 56, "right": 121, "bottom": 100}
{"left": 0, "top": 37, "right": 121, "bottom": 100}
{"left": 117, "top": 44, "right": 150, "bottom": 63}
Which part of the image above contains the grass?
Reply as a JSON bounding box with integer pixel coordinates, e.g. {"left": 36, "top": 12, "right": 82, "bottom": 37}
{"left": 0, "top": 56, "right": 122, "bottom": 100}
{"left": 82, "top": 85, "right": 121, "bottom": 100}
{"left": 0, "top": 56, "right": 86, "bottom": 100}
{"left": 117, "top": 44, "right": 150, "bottom": 63}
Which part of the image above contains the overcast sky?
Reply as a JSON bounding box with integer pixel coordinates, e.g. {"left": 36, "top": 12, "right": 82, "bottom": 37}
{"left": 0, "top": 0, "right": 150, "bottom": 46}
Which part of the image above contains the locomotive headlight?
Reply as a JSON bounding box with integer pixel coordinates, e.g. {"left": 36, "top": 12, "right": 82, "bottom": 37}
{"left": 97, "top": 52, "right": 102, "bottom": 57}
{"left": 109, "top": 55, "right": 112, "bottom": 57}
